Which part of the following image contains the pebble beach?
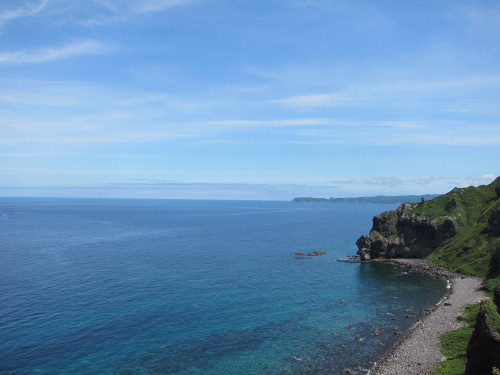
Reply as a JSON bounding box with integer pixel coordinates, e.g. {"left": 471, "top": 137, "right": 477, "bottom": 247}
{"left": 370, "top": 259, "right": 486, "bottom": 375}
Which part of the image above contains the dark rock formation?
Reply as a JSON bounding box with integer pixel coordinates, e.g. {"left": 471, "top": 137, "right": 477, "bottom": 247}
{"left": 307, "top": 251, "right": 326, "bottom": 256}
{"left": 355, "top": 202, "right": 457, "bottom": 260}
{"left": 354, "top": 177, "right": 500, "bottom": 262}
{"left": 293, "top": 251, "right": 326, "bottom": 259}
{"left": 487, "top": 210, "right": 500, "bottom": 236}
{"left": 355, "top": 235, "right": 372, "bottom": 261}
{"left": 465, "top": 299, "right": 500, "bottom": 375}
{"left": 445, "top": 196, "right": 457, "bottom": 211}
{"left": 495, "top": 285, "right": 500, "bottom": 315}
{"left": 373, "top": 210, "right": 399, "bottom": 237}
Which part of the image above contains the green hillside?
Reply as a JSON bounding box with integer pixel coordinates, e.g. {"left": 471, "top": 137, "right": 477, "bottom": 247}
{"left": 356, "top": 176, "right": 500, "bottom": 294}
{"left": 353, "top": 177, "right": 500, "bottom": 375}
{"left": 423, "top": 178, "right": 500, "bottom": 293}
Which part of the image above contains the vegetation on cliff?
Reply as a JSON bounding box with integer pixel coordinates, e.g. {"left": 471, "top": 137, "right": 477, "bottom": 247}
{"left": 356, "top": 176, "right": 500, "bottom": 293}
{"left": 424, "top": 181, "right": 500, "bottom": 292}
{"left": 355, "top": 176, "right": 500, "bottom": 375}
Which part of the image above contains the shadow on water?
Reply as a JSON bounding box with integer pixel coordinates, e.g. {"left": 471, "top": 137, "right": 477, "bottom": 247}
{"left": 118, "top": 322, "right": 286, "bottom": 375}
{"left": 349, "top": 261, "right": 448, "bottom": 367}
{"left": 119, "top": 262, "right": 448, "bottom": 375}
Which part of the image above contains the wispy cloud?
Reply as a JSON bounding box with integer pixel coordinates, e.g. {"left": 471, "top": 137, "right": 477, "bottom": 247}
{"left": 274, "top": 93, "right": 350, "bottom": 108}
{"left": 399, "top": 133, "right": 500, "bottom": 146}
{"left": 381, "top": 120, "right": 425, "bottom": 129}
{"left": 0, "top": 0, "right": 47, "bottom": 27}
{"left": 83, "top": 0, "right": 194, "bottom": 25}
{"left": 0, "top": 1, "right": 194, "bottom": 29}
{"left": 331, "top": 176, "right": 405, "bottom": 187}
{"left": 129, "top": 0, "right": 195, "bottom": 13}
{"left": 1, "top": 76, "right": 499, "bottom": 148}
{"left": 454, "top": 3, "right": 500, "bottom": 33}
{"left": 291, "top": 120, "right": 500, "bottom": 146}
{"left": 329, "top": 174, "right": 498, "bottom": 189}
{"left": 205, "top": 118, "right": 332, "bottom": 128}
{"left": 0, "top": 181, "right": 339, "bottom": 200}
{"left": 273, "top": 75, "right": 500, "bottom": 112}
{"left": 0, "top": 40, "right": 110, "bottom": 64}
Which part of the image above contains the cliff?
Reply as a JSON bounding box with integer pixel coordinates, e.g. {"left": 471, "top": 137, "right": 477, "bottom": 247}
{"left": 356, "top": 177, "right": 500, "bottom": 283}
{"left": 356, "top": 176, "right": 500, "bottom": 374}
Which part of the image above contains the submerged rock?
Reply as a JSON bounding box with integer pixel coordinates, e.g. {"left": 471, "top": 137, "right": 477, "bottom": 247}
{"left": 293, "top": 250, "right": 327, "bottom": 259}
{"left": 307, "top": 251, "right": 327, "bottom": 256}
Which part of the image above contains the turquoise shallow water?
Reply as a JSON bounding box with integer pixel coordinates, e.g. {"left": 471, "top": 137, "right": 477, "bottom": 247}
{"left": 0, "top": 198, "right": 447, "bottom": 374}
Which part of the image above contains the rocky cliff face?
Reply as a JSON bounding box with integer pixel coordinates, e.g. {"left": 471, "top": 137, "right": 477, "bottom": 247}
{"left": 356, "top": 202, "right": 457, "bottom": 261}
{"left": 465, "top": 288, "right": 500, "bottom": 375}
{"left": 356, "top": 177, "right": 500, "bottom": 263}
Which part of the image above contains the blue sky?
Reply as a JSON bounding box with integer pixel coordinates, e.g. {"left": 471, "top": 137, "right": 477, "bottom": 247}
{"left": 0, "top": 0, "right": 499, "bottom": 200}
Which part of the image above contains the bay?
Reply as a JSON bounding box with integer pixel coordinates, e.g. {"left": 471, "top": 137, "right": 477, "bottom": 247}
{"left": 0, "top": 198, "right": 447, "bottom": 374}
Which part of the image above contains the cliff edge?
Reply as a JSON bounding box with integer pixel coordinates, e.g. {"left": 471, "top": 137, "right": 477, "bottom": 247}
{"left": 356, "top": 177, "right": 500, "bottom": 282}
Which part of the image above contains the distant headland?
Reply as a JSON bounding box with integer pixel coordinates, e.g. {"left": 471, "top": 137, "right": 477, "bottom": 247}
{"left": 292, "top": 194, "right": 441, "bottom": 204}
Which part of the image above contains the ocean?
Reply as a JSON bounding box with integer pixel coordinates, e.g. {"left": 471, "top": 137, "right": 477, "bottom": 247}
{"left": 0, "top": 198, "right": 447, "bottom": 375}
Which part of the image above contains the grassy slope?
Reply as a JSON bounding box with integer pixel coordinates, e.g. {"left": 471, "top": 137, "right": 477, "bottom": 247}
{"left": 413, "top": 177, "right": 500, "bottom": 293}
{"left": 407, "top": 177, "right": 500, "bottom": 375}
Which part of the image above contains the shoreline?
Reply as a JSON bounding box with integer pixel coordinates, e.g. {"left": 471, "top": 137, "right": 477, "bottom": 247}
{"left": 369, "top": 258, "right": 486, "bottom": 375}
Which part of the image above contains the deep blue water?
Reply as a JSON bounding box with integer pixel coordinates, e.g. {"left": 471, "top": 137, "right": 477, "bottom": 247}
{"left": 0, "top": 198, "right": 447, "bottom": 374}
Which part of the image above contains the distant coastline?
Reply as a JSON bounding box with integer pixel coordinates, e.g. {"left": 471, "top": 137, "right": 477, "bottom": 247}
{"left": 292, "top": 194, "right": 440, "bottom": 204}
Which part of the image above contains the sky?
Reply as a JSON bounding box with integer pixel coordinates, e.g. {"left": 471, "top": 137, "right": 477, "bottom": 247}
{"left": 0, "top": 0, "right": 499, "bottom": 200}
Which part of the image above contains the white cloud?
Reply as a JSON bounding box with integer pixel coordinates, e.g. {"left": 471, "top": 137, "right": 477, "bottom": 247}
{"left": 331, "top": 176, "right": 406, "bottom": 187}
{"left": 396, "top": 132, "right": 500, "bottom": 146}
{"left": 272, "top": 75, "right": 500, "bottom": 112}
{"left": 479, "top": 173, "right": 497, "bottom": 181}
{"left": 206, "top": 118, "right": 332, "bottom": 128}
{"left": 1, "top": 75, "right": 499, "bottom": 149}
{"left": 0, "top": 0, "right": 47, "bottom": 27}
{"left": 455, "top": 3, "right": 500, "bottom": 33}
{"left": 329, "top": 175, "right": 498, "bottom": 192}
{"left": 0, "top": 181, "right": 340, "bottom": 200}
{"left": 290, "top": 120, "right": 500, "bottom": 146}
{"left": 0, "top": 1, "right": 194, "bottom": 28}
{"left": 380, "top": 120, "right": 425, "bottom": 129}
{"left": 274, "top": 93, "right": 349, "bottom": 108}
{"left": 91, "top": 0, "right": 193, "bottom": 18}
{"left": 0, "top": 40, "right": 110, "bottom": 64}
{"left": 129, "top": 0, "right": 194, "bottom": 13}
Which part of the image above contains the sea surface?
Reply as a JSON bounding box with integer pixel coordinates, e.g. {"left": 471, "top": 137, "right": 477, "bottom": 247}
{"left": 0, "top": 198, "right": 448, "bottom": 375}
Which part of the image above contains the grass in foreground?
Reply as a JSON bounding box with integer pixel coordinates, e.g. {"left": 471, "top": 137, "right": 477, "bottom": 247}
{"left": 431, "top": 304, "right": 480, "bottom": 375}
{"left": 432, "top": 300, "right": 500, "bottom": 375}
